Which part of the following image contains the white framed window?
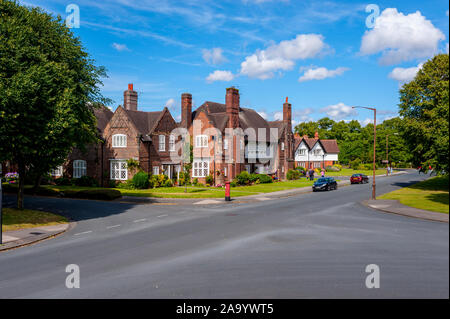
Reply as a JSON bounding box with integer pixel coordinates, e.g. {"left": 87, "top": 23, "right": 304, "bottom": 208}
{"left": 73, "top": 160, "right": 87, "bottom": 178}
{"left": 299, "top": 149, "right": 306, "bottom": 155}
{"left": 314, "top": 162, "right": 321, "bottom": 168}
{"left": 223, "top": 138, "right": 228, "bottom": 150}
{"left": 169, "top": 135, "right": 175, "bottom": 151}
{"left": 110, "top": 160, "right": 128, "bottom": 180}
{"left": 314, "top": 149, "right": 321, "bottom": 155}
{"left": 112, "top": 134, "right": 127, "bottom": 148}
{"left": 193, "top": 159, "right": 209, "bottom": 177}
{"left": 152, "top": 166, "right": 160, "bottom": 175}
{"left": 281, "top": 142, "right": 285, "bottom": 151}
{"left": 50, "top": 165, "right": 63, "bottom": 177}
{"left": 223, "top": 166, "right": 228, "bottom": 177}
{"left": 195, "top": 135, "right": 208, "bottom": 148}
{"left": 159, "top": 135, "right": 165, "bottom": 151}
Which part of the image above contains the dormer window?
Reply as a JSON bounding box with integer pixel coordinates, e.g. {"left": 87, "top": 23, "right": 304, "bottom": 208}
{"left": 112, "top": 134, "right": 127, "bottom": 148}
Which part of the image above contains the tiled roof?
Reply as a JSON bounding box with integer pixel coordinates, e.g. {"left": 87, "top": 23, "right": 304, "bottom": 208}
{"left": 124, "top": 109, "right": 164, "bottom": 135}
{"left": 320, "top": 139, "right": 340, "bottom": 153}
{"left": 94, "top": 106, "right": 113, "bottom": 132}
{"left": 193, "top": 102, "right": 274, "bottom": 140}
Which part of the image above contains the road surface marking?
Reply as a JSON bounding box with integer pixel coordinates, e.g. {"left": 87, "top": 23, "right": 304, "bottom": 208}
{"left": 74, "top": 231, "right": 92, "bottom": 236}
{"left": 133, "top": 219, "right": 147, "bottom": 223}
{"left": 106, "top": 224, "right": 121, "bottom": 229}
{"left": 157, "top": 214, "right": 168, "bottom": 218}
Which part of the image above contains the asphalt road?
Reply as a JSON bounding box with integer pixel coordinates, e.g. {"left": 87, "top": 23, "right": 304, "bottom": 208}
{"left": 0, "top": 170, "right": 448, "bottom": 298}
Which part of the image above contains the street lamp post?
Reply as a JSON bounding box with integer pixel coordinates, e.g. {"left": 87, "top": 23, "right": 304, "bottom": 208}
{"left": 352, "top": 106, "right": 377, "bottom": 200}
{"left": 212, "top": 135, "right": 216, "bottom": 186}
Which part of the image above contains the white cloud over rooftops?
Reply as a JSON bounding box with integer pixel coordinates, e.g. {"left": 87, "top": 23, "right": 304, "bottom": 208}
{"left": 240, "top": 34, "right": 328, "bottom": 79}
{"left": 360, "top": 8, "right": 445, "bottom": 65}
{"left": 298, "top": 66, "right": 349, "bottom": 82}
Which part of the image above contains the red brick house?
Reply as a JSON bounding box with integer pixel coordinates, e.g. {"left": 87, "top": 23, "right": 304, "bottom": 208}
{"left": 51, "top": 85, "right": 298, "bottom": 186}
{"left": 180, "top": 87, "right": 295, "bottom": 184}
{"left": 64, "top": 84, "right": 180, "bottom": 185}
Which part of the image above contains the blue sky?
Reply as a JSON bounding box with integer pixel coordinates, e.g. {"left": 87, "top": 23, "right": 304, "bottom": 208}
{"left": 21, "top": 0, "right": 449, "bottom": 126}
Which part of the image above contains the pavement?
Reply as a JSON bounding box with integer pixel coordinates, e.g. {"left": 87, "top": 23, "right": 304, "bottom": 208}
{"left": 365, "top": 199, "right": 449, "bottom": 223}
{"left": 1, "top": 223, "right": 73, "bottom": 251}
{"left": 0, "top": 169, "right": 447, "bottom": 298}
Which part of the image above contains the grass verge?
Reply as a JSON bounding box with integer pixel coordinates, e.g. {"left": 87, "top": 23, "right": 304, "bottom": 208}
{"left": 378, "top": 176, "right": 449, "bottom": 214}
{"left": 2, "top": 208, "right": 68, "bottom": 232}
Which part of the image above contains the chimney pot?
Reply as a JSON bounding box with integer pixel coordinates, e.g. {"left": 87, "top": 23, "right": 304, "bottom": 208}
{"left": 124, "top": 84, "right": 138, "bottom": 111}
{"left": 181, "top": 93, "right": 192, "bottom": 129}
{"left": 314, "top": 131, "right": 319, "bottom": 139}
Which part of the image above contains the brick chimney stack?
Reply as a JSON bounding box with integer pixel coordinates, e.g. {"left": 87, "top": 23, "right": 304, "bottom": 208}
{"left": 283, "top": 97, "right": 292, "bottom": 133}
{"left": 181, "top": 93, "right": 192, "bottom": 129}
{"left": 314, "top": 131, "right": 319, "bottom": 139}
{"left": 124, "top": 83, "right": 138, "bottom": 111}
{"left": 226, "top": 87, "right": 240, "bottom": 128}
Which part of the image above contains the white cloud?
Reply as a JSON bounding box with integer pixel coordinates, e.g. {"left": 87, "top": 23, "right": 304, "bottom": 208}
{"left": 202, "top": 48, "right": 228, "bottom": 65}
{"left": 240, "top": 34, "right": 328, "bottom": 79}
{"left": 360, "top": 8, "right": 445, "bottom": 65}
{"left": 361, "top": 118, "right": 374, "bottom": 126}
{"left": 257, "top": 111, "right": 268, "bottom": 119}
{"left": 273, "top": 111, "right": 283, "bottom": 121}
{"left": 293, "top": 108, "right": 314, "bottom": 123}
{"left": 112, "top": 42, "right": 130, "bottom": 52}
{"left": 388, "top": 63, "right": 423, "bottom": 83}
{"left": 320, "top": 102, "right": 356, "bottom": 120}
{"left": 298, "top": 66, "right": 349, "bottom": 82}
{"left": 164, "top": 98, "right": 176, "bottom": 111}
{"left": 206, "top": 70, "right": 235, "bottom": 83}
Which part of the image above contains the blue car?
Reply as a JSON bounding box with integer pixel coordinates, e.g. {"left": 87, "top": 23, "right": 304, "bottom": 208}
{"left": 312, "top": 177, "right": 338, "bottom": 192}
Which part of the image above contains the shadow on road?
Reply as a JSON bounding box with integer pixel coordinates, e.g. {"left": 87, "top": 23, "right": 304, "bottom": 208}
{"left": 2, "top": 194, "right": 142, "bottom": 223}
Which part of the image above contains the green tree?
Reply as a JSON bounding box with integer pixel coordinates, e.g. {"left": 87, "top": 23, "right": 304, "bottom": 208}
{"left": 294, "top": 121, "right": 319, "bottom": 137}
{"left": 0, "top": 1, "right": 109, "bottom": 208}
{"left": 398, "top": 54, "right": 449, "bottom": 173}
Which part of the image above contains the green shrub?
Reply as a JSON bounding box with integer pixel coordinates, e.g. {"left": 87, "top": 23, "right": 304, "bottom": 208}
{"left": 230, "top": 180, "right": 238, "bottom": 187}
{"left": 236, "top": 171, "right": 251, "bottom": 185}
{"left": 350, "top": 159, "right": 361, "bottom": 170}
{"left": 73, "top": 176, "right": 97, "bottom": 187}
{"left": 249, "top": 173, "right": 260, "bottom": 183}
{"left": 258, "top": 174, "right": 273, "bottom": 184}
{"left": 205, "top": 175, "right": 214, "bottom": 185}
{"left": 326, "top": 165, "right": 340, "bottom": 172}
{"left": 178, "top": 171, "right": 190, "bottom": 186}
{"left": 334, "top": 164, "right": 343, "bottom": 170}
{"left": 65, "top": 189, "right": 121, "bottom": 200}
{"left": 286, "top": 169, "right": 300, "bottom": 180}
{"left": 116, "top": 180, "right": 135, "bottom": 189}
{"left": 132, "top": 171, "right": 149, "bottom": 189}
{"left": 192, "top": 178, "right": 199, "bottom": 186}
{"left": 55, "top": 177, "right": 72, "bottom": 186}
{"left": 163, "top": 179, "right": 173, "bottom": 187}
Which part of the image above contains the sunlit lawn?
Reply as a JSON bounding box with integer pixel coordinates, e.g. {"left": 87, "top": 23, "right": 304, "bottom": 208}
{"left": 378, "top": 176, "right": 449, "bottom": 214}
{"left": 2, "top": 208, "right": 68, "bottom": 232}
{"left": 117, "top": 179, "right": 316, "bottom": 198}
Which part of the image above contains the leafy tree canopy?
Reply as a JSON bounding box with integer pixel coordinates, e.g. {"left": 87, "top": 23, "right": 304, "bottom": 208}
{"left": 398, "top": 53, "right": 449, "bottom": 174}
{"left": 0, "top": 1, "right": 110, "bottom": 207}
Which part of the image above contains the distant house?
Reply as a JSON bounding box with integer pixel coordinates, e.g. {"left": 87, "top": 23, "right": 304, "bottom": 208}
{"left": 294, "top": 132, "right": 340, "bottom": 169}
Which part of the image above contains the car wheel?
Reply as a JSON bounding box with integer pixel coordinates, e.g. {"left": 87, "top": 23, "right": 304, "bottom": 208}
{"left": 334, "top": 185, "right": 338, "bottom": 190}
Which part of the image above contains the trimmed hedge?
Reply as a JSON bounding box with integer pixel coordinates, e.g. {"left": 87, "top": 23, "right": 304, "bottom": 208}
{"left": 1, "top": 184, "right": 121, "bottom": 201}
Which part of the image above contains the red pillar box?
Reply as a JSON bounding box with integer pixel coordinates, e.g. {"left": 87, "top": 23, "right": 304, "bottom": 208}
{"left": 225, "top": 182, "right": 231, "bottom": 201}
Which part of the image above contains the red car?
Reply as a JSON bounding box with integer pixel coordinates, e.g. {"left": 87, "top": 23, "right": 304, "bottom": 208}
{"left": 350, "top": 173, "right": 369, "bottom": 184}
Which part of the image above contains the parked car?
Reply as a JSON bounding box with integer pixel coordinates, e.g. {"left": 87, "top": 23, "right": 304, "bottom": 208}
{"left": 312, "top": 177, "right": 337, "bottom": 192}
{"left": 350, "top": 173, "right": 369, "bottom": 184}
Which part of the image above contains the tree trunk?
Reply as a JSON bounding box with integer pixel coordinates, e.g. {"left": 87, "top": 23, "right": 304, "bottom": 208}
{"left": 33, "top": 173, "right": 42, "bottom": 194}
{"left": 17, "top": 161, "right": 26, "bottom": 210}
